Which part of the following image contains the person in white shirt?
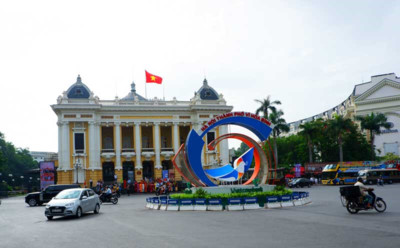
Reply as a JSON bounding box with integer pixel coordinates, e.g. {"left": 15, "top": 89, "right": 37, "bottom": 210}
{"left": 354, "top": 177, "right": 373, "bottom": 207}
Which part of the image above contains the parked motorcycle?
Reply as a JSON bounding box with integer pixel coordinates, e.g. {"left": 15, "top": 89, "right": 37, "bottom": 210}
{"left": 340, "top": 186, "right": 386, "bottom": 214}
{"left": 99, "top": 193, "right": 118, "bottom": 204}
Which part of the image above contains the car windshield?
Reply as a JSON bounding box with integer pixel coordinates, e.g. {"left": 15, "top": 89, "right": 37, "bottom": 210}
{"left": 55, "top": 190, "right": 81, "bottom": 199}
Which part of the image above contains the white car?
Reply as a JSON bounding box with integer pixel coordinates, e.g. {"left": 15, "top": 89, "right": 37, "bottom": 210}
{"left": 45, "top": 188, "right": 100, "bottom": 220}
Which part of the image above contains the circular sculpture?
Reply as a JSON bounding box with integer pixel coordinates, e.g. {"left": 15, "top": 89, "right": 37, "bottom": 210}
{"left": 172, "top": 112, "right": 273, "bottom": 187}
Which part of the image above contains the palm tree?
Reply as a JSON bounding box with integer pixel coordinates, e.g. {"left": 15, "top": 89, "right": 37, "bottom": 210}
{"left": 268, "top": 109, "right": 290, "bottom": 165}
{"left": 255, "top": 96, "right": 281, "bottom": 118}
{"left": 356, "top": 113, "right": 391, "bottom": 156}
{"left": 298, "top": 121, "right": 320, "bottom": 163}
{"left": 327, "top": 115, "right": 353, "bottom": 165}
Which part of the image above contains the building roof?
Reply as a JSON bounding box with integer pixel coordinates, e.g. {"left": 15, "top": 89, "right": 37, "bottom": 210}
{"left": 66, "top": 75, "right": 91, "bottom": 99}
{"left": 121, "top": 81, "right": 148, "bottom": 101}
{"left": 196, "top": 79, "right": 219, "bottom": 100}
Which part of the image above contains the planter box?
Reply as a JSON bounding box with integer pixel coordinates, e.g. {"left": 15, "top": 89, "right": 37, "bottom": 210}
{"left": 167, "top": 199, "right": 179, "bottom": 211}
{"left": 152, "top": 198, "right": 160, "bottom": 210}
{"left": 243, "top": 197, "right": 260, "bottom": 210}
{"left": 160, "top": 199, "right": 168, "bottom": 210}
{"left": 194, "top": 199, "right": 207, "bottom": 211}
{"left": 207, "top": 199, "right": 223, "bottom": 211}
{"left": 227, "top": 198, "right": 243, "bottom": 211}
{"left": 180, "top": 199, "right": 194, "bottom": 211}
{"left": 280, "top": 195, "right": 293, "bottom": 207}
{"left": 146, "top": 198, "right": 152, "bottom": 208}
{"left": 266, "top": 196, "right": 281, "bottom": 209}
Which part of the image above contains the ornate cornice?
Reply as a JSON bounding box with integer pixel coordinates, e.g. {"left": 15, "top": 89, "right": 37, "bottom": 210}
{"left": 355, "top": 78, "right": 400, "bottom": 102}
{"left": 355, "top": 95, "right": 400, "bottom": 105}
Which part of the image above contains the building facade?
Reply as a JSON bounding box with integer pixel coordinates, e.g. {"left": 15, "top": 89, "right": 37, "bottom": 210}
{"left": 52, "top": 75, "right": 233, "bottom": 185}
{"left": 285, "top": 73, "right": 400, "bottom": 156}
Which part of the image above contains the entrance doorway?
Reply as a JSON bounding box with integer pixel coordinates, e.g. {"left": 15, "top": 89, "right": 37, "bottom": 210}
{"left": 142, "top": 161, "right": 154, "bottom": 181}
{"left": 162, "top": 160, "right": 174, "bottom": 180}
{"left": 123, "top": 161, "right": 135, "bottom": 182}
{"left": 102, "top": 162, "right": 115, "bottom": 184}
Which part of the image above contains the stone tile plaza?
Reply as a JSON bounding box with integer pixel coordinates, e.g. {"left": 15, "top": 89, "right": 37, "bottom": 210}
{"left": 2, "top": 2, "right": 400, "bottom": 248}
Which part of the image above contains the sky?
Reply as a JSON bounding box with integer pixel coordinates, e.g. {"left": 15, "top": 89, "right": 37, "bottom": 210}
{"left": 0, "top": 0, "right": 400, "bottom": 152}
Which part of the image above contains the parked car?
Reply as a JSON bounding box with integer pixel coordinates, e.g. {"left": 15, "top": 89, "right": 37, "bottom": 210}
{"left": 45, "top": 188, "right": 101, "bottom": 220}
{"left": 25, "top": 184, "right": 80, "bottom": 207}
{"left": 288, "top": 178, "right": 313, "bottom": 188}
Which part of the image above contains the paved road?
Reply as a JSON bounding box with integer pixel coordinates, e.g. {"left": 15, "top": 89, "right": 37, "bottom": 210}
{"left": 1, "top": 185, "right": 399, "bottom": 248}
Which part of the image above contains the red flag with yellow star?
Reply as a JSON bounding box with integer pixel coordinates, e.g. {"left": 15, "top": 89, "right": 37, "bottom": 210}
{"left": 145, "top": 70, "right": 163, "bottom": 84}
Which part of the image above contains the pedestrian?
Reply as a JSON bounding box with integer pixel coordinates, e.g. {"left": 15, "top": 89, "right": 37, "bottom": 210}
{"left": 89, "top": 179, "right": 93, "bottom": 188}
{"left": 114, "top": 174, "right": 118, "bottom": 183}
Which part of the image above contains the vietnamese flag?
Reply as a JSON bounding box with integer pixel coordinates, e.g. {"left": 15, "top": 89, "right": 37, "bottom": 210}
{"left": 145, "top": 70, "right": 163, "bottom": 84}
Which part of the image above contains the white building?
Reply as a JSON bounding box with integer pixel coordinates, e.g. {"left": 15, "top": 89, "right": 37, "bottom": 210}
{"left": 51, "top": 75, "right": 232, "bottom": 185}
{"left": 286, "top": 73, "right": 400, "bottom": 156}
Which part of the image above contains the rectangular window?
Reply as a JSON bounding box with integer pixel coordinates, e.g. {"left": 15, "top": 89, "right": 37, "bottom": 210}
{"left": 102, "top": 126, "right": 114, "bottom": 151}
{"left": 207, "top": 132, "right": 215, "bottom": 145}
{"left": 74, "top": 133, "right": 84, "bottom": 153}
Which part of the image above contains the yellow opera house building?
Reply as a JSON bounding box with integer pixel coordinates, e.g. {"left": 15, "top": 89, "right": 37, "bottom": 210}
{"left": 52, "top": 75, "right": 233, "bottom": 186}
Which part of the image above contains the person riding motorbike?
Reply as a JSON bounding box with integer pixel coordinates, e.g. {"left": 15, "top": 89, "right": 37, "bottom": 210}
{"left": 354, "top": 177, "right": 374, "bottom": 208}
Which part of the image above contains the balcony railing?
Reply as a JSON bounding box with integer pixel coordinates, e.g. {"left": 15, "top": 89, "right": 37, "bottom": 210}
{"left": 161, "top": 147, "right": 174, "bottom": 152}
{"left": 101, "top": 149, "right": 115, "bottom": 153}
{"left": 142, "top": 148, "right": 154, "bottom": 152}
{"left": 74, "top": 149, "right": 85, "bottom": 154}
{"left": 122, "top": 148, "right": 135, "bottom": 153}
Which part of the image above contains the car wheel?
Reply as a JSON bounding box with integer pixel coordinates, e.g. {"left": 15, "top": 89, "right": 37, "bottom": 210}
{"left": 47, "top": 216, "right": 53, "bottom": 220}
{"left": 76, "top": 207, "right": 82, "bottom": 218}
{"left": 28, "top": 199, "right": 37, "bottom": 207}
{"left": 94, "top": 204, "right": 100, "bottom": 214}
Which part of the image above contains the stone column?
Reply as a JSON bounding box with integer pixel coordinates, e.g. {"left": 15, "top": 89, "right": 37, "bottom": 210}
{"left": 95, "top": 122, "right": 101, "bottom": 169}
{"left": 115, "top": 122, "right": 122, "bottom": 170}
{"left": 134, "top": 122, "right": 142, "bottom": 169}
{"left": 62, "top": 121, "right": 70, "bottom": 169}
{"left": 57, "top": 121, "right": 63, "bottom": 170}
{"left": 173, "top": 122, "right": 179, "bottom": 153}
{"left": 154, "top": 122, "right": 162, "bottom": 169}
{"left": 88, "top": 121, "right": 96, "bottom": 169}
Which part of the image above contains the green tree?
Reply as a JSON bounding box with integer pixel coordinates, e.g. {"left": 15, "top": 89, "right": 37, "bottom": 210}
{"left": 268, "top": 109, "right": 289, "bottom": 165}
{"left": 356, "top": 112, "right": 391, "bottom": 157}
{"left": 298, "top": 120, "right": 323, "bottom": 163}
{"left": 382, "top": 153, "right": 400, "bottom": 161}
{"left": 327, "top": 115, "right": 354, "bottom": 165}
{"left": 234, "top": 142, "right": 249, "bottom": 158}
{"left": 255, "top": 96, "right": 281, "bottom": 118}
{"left": 0, "top": 131, "right": 37, "bottom": 188}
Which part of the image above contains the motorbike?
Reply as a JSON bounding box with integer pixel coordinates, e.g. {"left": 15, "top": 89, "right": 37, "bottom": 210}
{"left": 340, "top": 186, "right": 386, "bottom": 214}
{"left": 155, "top": 184, "right": 170, "bottom": 196}
{"left": 99, "top": 193, "right": 118, "bottom": 204}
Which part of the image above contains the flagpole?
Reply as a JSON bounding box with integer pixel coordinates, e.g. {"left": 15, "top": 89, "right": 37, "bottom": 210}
{"left": 163, "top": 83, "right": 165, "bottom": 101}
{"left": 145, "top": 82, "right": 147, "bottom": 98}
